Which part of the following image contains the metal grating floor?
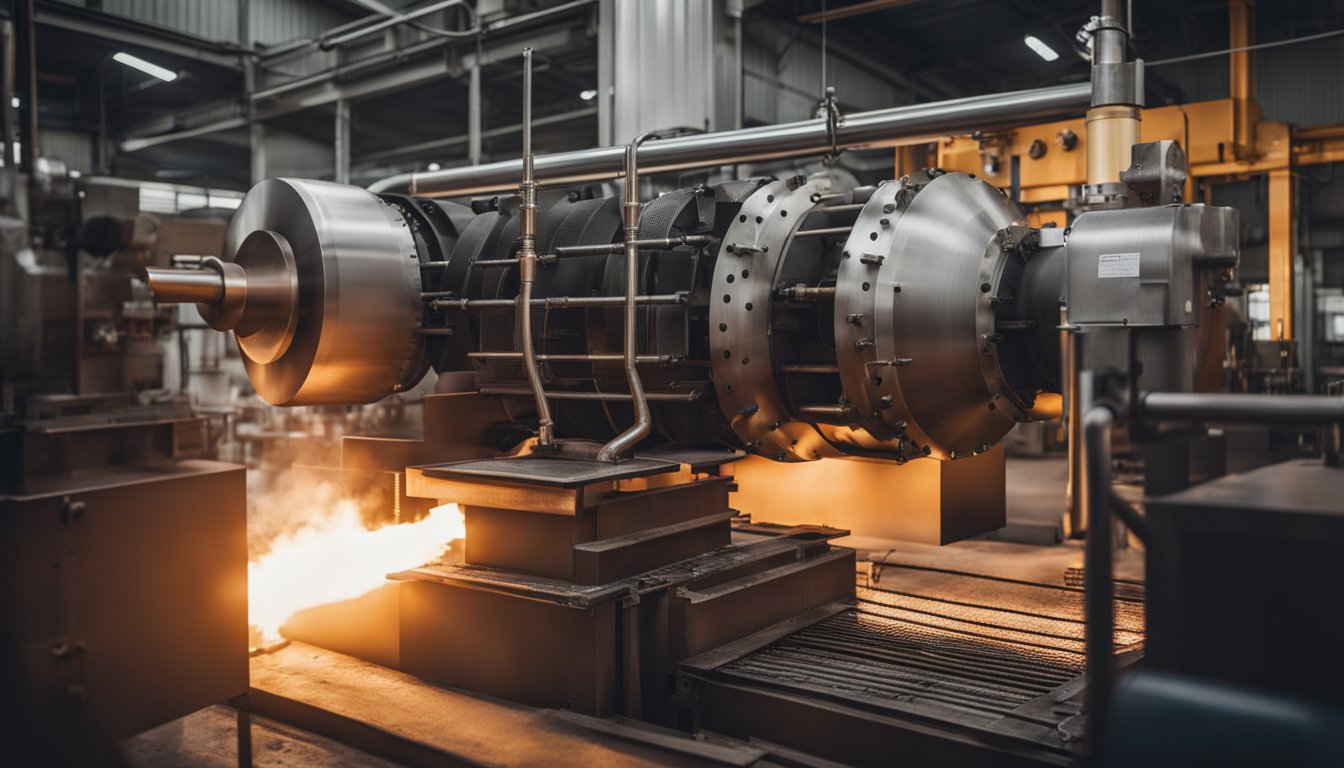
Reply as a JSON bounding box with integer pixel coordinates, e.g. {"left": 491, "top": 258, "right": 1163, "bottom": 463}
{"left": 684, "top": 559, "right": 1146, "bottom": 765}
{"left": 722, "top": 598, "right": 1080, "bottom": 726}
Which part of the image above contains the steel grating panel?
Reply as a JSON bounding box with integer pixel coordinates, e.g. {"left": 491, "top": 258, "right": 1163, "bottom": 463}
{"left": 718, "top": 604, "right": 1077, "bottom": 725}
{"left": 681, "top": 564, "right": 1147, "bottom": 765}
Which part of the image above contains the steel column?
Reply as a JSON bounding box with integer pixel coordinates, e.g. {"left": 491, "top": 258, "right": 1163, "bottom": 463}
{"left": 1269, "top": 168, "right": 1296, "bottom": 340}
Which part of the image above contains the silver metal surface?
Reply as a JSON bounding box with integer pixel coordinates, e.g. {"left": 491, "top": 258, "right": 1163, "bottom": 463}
{"left": 870, "top": 172, "right": 1025, "bottom": 460}
{"left": 222, "top": 178, "right": 423, "bottom": 405}
{"left": 833, "top": 175, "right": 919, "bottom": 446}
{"left": 1120, "top": 140, "right": 1186, "bottom": 206}
{"left": 147, "top": 231, "right": 301, "bottom": 366}
{"left": 709, "top": 177, "right": 840, "bottom": 462}
{"left": 144, "top": 267, "right": 224, "bottom": 304}
{"left": 1066, "top": 205, "right": 1238, "bottom": 328}
{"left": 370, "top": 83, "right": 1092, "bottom": 197}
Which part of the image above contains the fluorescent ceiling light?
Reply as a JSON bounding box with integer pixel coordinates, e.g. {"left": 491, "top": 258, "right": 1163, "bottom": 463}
{"left": 579, "top": 89, "right": 597, "bottom": 101}
{"left": 1024, "top": 35, "right": 1060, "bottom": 62}
{"left": 113, "top": 52, "right": 178, "bottom": 82}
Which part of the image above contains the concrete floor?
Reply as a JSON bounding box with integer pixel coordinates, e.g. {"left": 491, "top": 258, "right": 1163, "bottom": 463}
{"left": 124, "top": 705, "right": 400, "bottom": 768}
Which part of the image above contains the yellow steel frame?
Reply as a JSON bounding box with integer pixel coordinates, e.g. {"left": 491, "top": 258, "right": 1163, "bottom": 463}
{"left": 912, "top": 0, "right": 1344, "bottom": 343}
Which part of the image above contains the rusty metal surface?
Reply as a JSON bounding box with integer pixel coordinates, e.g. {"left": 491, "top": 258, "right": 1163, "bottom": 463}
{"left": 393, "top": 529, "right": 856, "bottom": 719}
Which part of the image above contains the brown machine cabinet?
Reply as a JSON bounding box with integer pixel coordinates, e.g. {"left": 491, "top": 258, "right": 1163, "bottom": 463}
{"left": 0, "top": 461, "right": 248, "bottom": 740}
{"left": 399, "top": 575, "right": 621, "bottom": 715}
{"left": 397, "top": 455, "right": 855, "bottom": 720}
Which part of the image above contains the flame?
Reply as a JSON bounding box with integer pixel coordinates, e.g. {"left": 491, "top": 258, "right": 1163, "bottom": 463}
{"left": 248, "top": 501, "right": 465, "bottom": 641}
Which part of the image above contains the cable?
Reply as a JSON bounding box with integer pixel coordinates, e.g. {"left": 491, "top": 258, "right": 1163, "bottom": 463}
{"left": 1146, "top": 26, "right": 1344, "bottom": 67}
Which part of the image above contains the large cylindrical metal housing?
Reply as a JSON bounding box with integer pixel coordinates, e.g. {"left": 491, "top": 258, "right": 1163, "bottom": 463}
{"left": 149, "top": 170, "right": 1071, "bottom": 460}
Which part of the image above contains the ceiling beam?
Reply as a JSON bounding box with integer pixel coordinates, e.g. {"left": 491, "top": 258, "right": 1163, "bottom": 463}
{"left": 35, "top": 0, "right": 245, "bottom": 71}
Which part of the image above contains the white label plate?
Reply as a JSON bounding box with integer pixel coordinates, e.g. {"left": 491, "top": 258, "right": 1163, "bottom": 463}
{"left": 1098, "top": 252, "right": 1140, "bottom": 279}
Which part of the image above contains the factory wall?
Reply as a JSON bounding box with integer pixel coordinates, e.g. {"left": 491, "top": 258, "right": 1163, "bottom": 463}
{"left": 1149, "top": 36, "right": 1344, "bottom": 127}
{"left": 742, "top": 19, "right": 913, "bottom": 126}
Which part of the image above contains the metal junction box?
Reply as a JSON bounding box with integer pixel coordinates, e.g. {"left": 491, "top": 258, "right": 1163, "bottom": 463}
{"left": 1067, "top": 204, "right": 1238, "bottom": 328}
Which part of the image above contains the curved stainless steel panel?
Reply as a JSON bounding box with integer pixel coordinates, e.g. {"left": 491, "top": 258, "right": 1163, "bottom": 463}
{"left": 871, "top": 172, "right": 1024, "bottom": 460}
{"left": 226, "top": 178, "right": 424, "bottom": 405}
{"left": 833, "top": 174, "right": 922, "bottom": 448}
{"left": 709, "top": 177, "right": 840, "bottom": 462}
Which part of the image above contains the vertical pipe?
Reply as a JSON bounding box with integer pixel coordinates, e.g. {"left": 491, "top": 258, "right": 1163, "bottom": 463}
{"left": 1085, "top": 0, "right": 1139, "bottom": 188}
{"left": 597, "top": 130, "right": 656, "bottom": 463}
{"left": 334, "top": 99, "right": 351, "bottom": 184}
{"left": 1268, "top": 168, "right": 1295, "bottom": 341}
{"left": 1062, "top": 305, "right": 1085, "bottom": 536}
{"left": 468, "top": 43, "right": 482, "bottom": 165}
{"left": 0, "top": 21, "right": 14, "bottom": 171}
{"left": 1228, "top": 0, "right": 1255, "bottom": 160}
{"left": 516, "top": 48, "right": 555, "bottom": 447}
{"left": 18, "top": 0, "right": 37, "bottom": 176}
{"left": 595, "top": 0, "right": 615, "bottom": 146}
{"left": 1081, "top": 374, "right": 1116, "bottom": 755}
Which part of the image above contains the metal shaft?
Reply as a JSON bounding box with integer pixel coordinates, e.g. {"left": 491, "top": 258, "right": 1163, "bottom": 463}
{"left": 1139, "top": 391, "right": 1344, "bottom": 425}
{"left": 369, "top": 83, "right": 1091, "bottom": 196}
{"left": 515, "top": 47, "right": 554, "bottom": 448}
{"left": 145, "top": 267, "right": 226, "bottom": 304}
{"left": 597, "top": 130, "right": 658, "bottom": 463}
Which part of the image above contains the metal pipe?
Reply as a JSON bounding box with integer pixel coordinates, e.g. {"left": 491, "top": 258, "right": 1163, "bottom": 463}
{"left": 469, "top": 352, "right": 674, "bottom": 364}
{"left": 515, "top": 47, "right": 554, "bottom": 448}
{"left": 780, "top": 284, "right": 837, "bottom": 301}
{"left": 319, "top": 0, "right": 477, "bottom": 50}
{"left": 369, "top": 82, "right": 1092, "bottom": 196}
{"left": 553, "top": 235, "right": 710, "bottom": 257}
{"left": 433, "top": 293, "right": 686, "bottom": 310}
{"left": 1081, "top": 382, "right": 1117, "bottom": 756}
{"left": 18, "top": 0, "right": 37, "bottom": 176}
{"left": 469, "top": 256, "right": 555, "bottom": 268}
{"left": 1109, "top": 490, "right": 1150, "bottom": 546}
{"left": 1138, "top": 391, "right": 1344, "bottom": 425}
{"left": 808, "top": 203, "right": 864, "bottom": 215}
{"left": 597, "top": 129, "right": 659, "bottom": 463}
{"left": 1, "top": 21, "right": 15, "bottom": 170}
{"left": 1062, "top": 305, "right": 1084, "bottom": 537}
{"left": 792, "top": 226, "right": 852, "bottom": 239}
{"left": 479, "top": 387, "right": 701, "bottom": 402}
{"left": 798, "top": 403, "right": 856, "bottom": 417}
{"left": 145, "top": 267, "right": 226, "bottom": 304}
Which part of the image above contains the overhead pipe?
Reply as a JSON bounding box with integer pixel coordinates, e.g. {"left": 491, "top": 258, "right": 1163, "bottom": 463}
{"left": 369, "top": 82, "right": 1092, "bottom": 197}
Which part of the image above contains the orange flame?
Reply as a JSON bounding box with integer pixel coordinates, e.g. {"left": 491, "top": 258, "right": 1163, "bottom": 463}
{"left": 248, "top": 501, "right": 464, "bottom": 640}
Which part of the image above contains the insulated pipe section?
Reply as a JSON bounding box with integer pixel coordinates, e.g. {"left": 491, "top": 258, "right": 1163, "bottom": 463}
{"left": 370, "top": 83, "right": 1092, "bottom": 197}
{"left": 1139, "top": 392, "right": 1344, "bottom": 425}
